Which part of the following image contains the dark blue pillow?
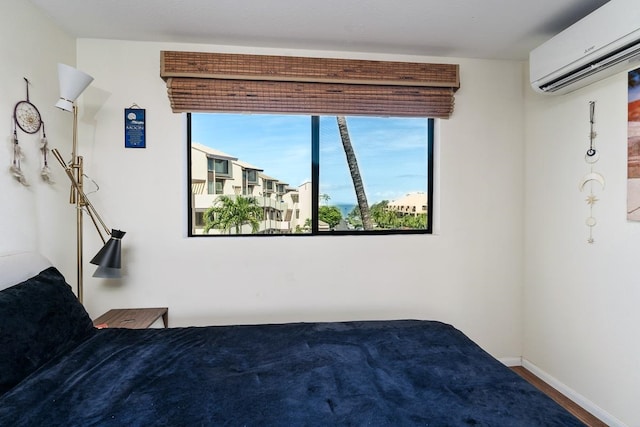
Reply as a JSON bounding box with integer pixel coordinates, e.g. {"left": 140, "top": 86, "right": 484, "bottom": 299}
{"left": 0, "top": 267, "right": 96, "bottom": 396}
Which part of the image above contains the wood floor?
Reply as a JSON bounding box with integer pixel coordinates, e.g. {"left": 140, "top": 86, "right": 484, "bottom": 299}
{"left": 511, "top": 366, "right": 608, "bottom": 427}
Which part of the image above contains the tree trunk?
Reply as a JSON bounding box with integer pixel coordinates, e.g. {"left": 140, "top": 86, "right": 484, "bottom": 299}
{"left": 336, "top": 116, "right": 373, "bottom": 230}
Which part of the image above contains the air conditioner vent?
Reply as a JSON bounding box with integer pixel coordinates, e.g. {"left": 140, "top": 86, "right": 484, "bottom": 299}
{"left": 540, "top": 41, "right": 640, "bottom": 93}
{"left": 530, "top": 0, "right": 640, "bottom": 95}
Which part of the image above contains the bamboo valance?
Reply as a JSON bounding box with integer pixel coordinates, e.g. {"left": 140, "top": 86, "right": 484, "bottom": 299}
{"left": 160, "top": 51, "right": 460, "bottom": 118}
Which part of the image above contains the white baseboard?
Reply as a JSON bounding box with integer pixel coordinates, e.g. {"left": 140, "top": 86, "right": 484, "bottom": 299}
{"left": 498, "top": 356, "right": 522, "bottom": 367}
{"left": 521, "top": 359, "right": 626, "bottom": 427}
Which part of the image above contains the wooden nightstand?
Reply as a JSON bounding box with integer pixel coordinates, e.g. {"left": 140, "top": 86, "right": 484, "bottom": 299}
{"left": 93, "top": 307, "right": 168, "bottom": 329}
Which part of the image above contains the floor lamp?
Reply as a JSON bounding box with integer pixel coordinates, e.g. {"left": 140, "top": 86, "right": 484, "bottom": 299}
{"left": 52, "top": 63, "right": 125, "bottom": 304}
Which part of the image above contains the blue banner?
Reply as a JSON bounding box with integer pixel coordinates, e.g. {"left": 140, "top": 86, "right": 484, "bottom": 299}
{"left": 125, "top": 108, "right": 146, "bottom": 148}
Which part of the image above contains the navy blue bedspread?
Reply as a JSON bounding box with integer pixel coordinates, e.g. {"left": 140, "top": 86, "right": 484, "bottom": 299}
{"left": 0, "top": 319, "right": 583, "bottom": 426}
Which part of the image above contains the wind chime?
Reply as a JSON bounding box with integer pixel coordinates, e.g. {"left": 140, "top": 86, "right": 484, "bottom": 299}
{"left": 579, "top": 101, "right": 605, "bottom": 244}
{"left": 11, "top": 78, "right": 52, "bottom": 185}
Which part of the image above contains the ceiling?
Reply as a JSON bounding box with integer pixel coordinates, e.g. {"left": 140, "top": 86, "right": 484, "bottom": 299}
{"left": 29, "top": 0, "right": 610, "bottom": 60}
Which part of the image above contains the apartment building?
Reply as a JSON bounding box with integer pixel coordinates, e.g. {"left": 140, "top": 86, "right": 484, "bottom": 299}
{"left": 191, "top": 143, "right": 308, "bottom": 234}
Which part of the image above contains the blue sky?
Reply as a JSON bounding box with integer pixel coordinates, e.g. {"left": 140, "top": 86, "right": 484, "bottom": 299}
{"left": 191, "top": 113, "right": 428, "bottom": 205}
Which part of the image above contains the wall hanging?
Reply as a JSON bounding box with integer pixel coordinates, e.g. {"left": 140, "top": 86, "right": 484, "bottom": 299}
{"left": 124, "top": 103, "right": 145, "bottom": 148}
{"left": 580, "top": 101, "right": 604, "bottom": 243}
{"left": 10, "top": 78, "right": 52, "bottom": 185}
{"left": 13, "top": 78, "right": 42, "bottom": 134}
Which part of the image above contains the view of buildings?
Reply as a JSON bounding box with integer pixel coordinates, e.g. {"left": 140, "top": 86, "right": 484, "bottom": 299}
{"left": 387, "top": 192, "right": 428, "bottom": 216}
{"left": 191, "top": 142, "right": 428, "bottom": 234}
{"left": 191, "top": 143, "right": 311, "bottom": 234}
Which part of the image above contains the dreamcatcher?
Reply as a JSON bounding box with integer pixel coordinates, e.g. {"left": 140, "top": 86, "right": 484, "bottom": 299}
{"left": 10, "top": 78, "right": 51, "bottom": 184}
{"left": 14, "top": 78, "right": 42, "bottom": 134}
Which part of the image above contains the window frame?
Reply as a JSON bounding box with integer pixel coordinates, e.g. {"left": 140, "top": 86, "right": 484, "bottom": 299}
{"left": 207, "top": 157, "right": 232, "bottom": 177}
{"left": 187, "top": 113, "right": 434, "bottom": 237}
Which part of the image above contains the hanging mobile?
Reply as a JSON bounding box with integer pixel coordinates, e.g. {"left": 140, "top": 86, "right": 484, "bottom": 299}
{"left": 13, "top": 78, "right": 43, "bottom": 134}
{"left": 585, "top": 101, "right": 599, "bottom": 163}
{"left": 579, "top": 101, "right": 604, "bottom": 244}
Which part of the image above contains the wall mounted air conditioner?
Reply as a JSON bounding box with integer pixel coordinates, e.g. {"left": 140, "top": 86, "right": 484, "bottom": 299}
{"left": 530, "top": 0, "right": 640, "bottom": 95}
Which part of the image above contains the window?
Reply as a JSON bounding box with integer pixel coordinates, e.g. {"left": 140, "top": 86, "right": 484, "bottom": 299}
{"left": 188, "top": 113, "right": 434, "bottom": 236}
{"left": 246, "top": 170, "right": 258, "bottom": 184}
{"left": 207, "top": 179, "right": 224, "bottom": 195}
{"left": 194, "top": 212, "right": 204, "bottom": 227}
{"left": 208, "top": 158, "right": 231, "bottom": 177}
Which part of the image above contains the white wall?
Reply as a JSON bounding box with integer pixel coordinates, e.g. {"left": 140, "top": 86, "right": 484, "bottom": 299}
{"left": 0, "top": 1, "right": 76, "bottom": 275}
{"left": 73, "top": 38, "right": 526, "bottom": 360}
{"left": 524, "top": 72, "right": 640, "bottom": 426}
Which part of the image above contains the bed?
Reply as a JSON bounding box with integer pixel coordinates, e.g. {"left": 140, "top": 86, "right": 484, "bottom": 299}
{"left": 0, "top": 255, "right": 585, "bottom": 426}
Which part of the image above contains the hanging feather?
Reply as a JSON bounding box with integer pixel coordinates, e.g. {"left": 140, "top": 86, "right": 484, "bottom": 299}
{"left": 9, "top": 127, "right": 29, "bottom": 186}
{"left": 40, "top": 122, "right": 53, "bottom": 183}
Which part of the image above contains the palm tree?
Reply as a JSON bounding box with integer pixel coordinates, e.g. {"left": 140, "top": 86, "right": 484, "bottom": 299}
{"left": 320, "top": 193, "right": 331, "bottom": 206}
{"left": 370, "top": 200, "right": 397, "bottom": 228}
{"left": 203, "top": 195, "right": 263, "bottom": 234}
{"left": 336, "top": 116, "right": 373, "bottom": 230}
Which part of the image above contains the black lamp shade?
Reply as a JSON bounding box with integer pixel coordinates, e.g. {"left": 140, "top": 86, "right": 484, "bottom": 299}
{"left": 90, "top": 229, "right": 125, "bottom": 268}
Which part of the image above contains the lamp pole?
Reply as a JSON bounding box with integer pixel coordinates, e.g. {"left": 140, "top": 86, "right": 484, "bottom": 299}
{"left": 71, "top": 105, "right": 85, "bottom": 303}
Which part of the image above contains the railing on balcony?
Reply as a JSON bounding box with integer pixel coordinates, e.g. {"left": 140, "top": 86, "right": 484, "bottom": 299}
{"left": 193, "top": 194, "right": 288, "bottom": 212}
{"left": 192, "top": 194, "right": 292, "bottom": 234}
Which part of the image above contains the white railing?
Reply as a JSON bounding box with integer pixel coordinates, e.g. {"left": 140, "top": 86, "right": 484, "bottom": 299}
{"left": 193, "top": 194, "right": 288, "bottom": 212}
